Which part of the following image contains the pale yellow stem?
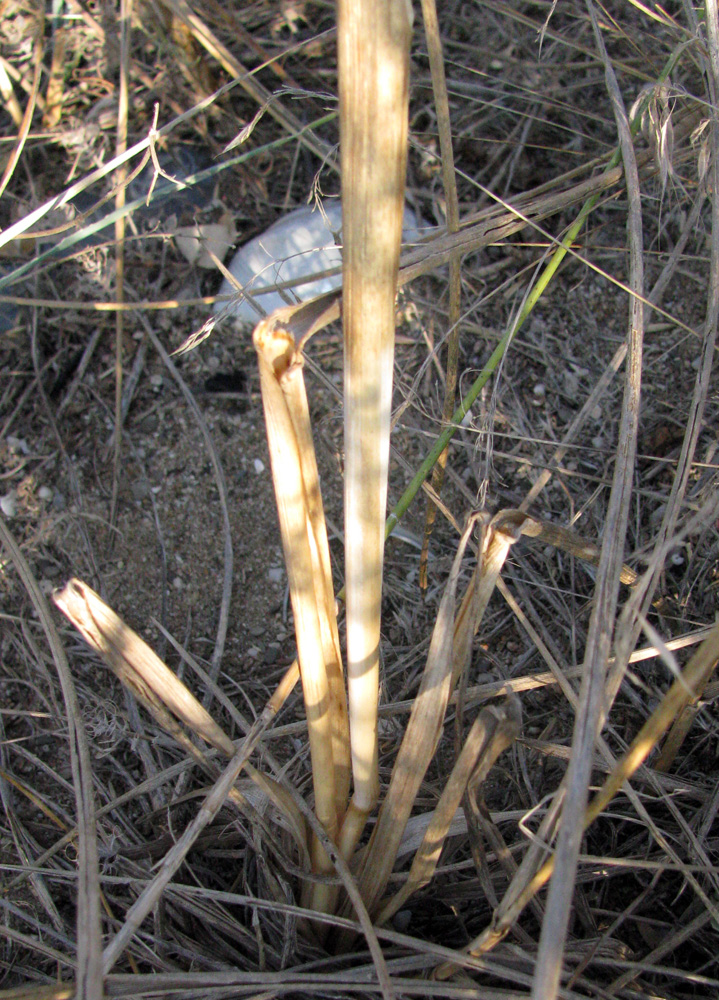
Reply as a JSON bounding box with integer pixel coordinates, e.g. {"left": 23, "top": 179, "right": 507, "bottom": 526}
{"left": 337, "top": 0, "right": 413, "bottom": 861}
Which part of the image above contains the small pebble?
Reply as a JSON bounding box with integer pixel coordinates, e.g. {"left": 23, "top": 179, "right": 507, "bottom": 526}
{"left": 38, "top": 485, "right": 53, "bottom": 502}
{"left": 137, "top": 414, "right": 159, "bottom": 434}
{"left": 6, "top": 436, "right": 29, "bottom": 455}
{"left": 263, "top": 642, "right": 281, "bottom": 665}
{"left": 393, "top": 910, "right": 412, "bottom": 933}
{"left": 38, "top": 560, "right": 61, "bottom": 579}
{"left": 131, "top": 480, "right": 151, "bottom": 501}
{"left": 254, "top": 458, "right": 265, "bottom": 474}
{"left": 172, "top": 576, "right": 183, "bottom": 590}
{"left": 0, "top": 492, "right": 17, "bottom": 518}
{"left": 150, "top": 374, "right": 163, "bottom": 389}
{"left": 532, "top": 382, "right": 546, "bottom": 405}
{"left": 267, "top": 567, "right": 284, "bottom": 584}
{"left": 650, "top": 504, "right": 666, "bottom": 524}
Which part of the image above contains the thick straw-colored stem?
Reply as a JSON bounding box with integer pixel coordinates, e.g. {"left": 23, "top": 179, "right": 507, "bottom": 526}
{"left": 254, "top": 322, "right": 347, "bottom": 911}
{"left": 279, "top": 344, "right": 351, "bottom": 819}
{"left": 337, "top": 0, "right": 413, "bottom": 860}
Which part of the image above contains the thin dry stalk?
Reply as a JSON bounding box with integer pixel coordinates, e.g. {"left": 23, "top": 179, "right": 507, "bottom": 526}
{"left": 109, "top": 0, "right": 132, "bottom": 545}
{"left": 336, "top": 0, "right": 413, "bottom": 861}
{"left": 138, "top": 319, "right": 233, "bottom": 689}
{"left": 0, "top": 527, "right": 103, "bottom": 998}
{"left": 531, "top": 8, "right": 647, "bottom": 996}
{"left": 157, "top": 0, "right": 336, "bottom": 169}
{"left": 418, "top": 0, "right": 462, "bottom": 593}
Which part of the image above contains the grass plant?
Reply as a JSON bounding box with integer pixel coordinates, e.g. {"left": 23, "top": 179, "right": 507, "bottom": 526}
{"left": 1, "top": 1, "right": 718, "bottom": 998}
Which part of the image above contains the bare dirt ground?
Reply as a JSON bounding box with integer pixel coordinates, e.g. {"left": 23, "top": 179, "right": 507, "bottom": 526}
{"left": 1, "top": 1, "right": 719, "bottom": 997}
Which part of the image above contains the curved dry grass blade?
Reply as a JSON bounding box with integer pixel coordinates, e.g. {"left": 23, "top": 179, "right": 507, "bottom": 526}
{"left": 0, "top": 526, "right": 102, "bottom": 999}
{"left": 435, "top": 621, "right": 719, "bottom": 980}
{"left": 0, "top": 15, "right": 42, "bottom": 200}
{"left": 342, "top": 512, "right": 524, "bottom": 933}
{"left": 53, "top": 579, "right": 234, "bottom": 756}
{"left": 450, "top": 511, "right": 528, "bottom": 692}
{"left": 53, "top": 579, "right": 309, "bottom": 864}
{"left": 512, "top": 513, "right": 638, "bottom": 584}
{"left": 377, "top": 697, "right": 521, "bottom": 926}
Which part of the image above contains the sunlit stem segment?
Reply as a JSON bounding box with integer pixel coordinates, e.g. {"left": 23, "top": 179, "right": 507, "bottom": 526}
{"left": 336, "top": 0, "right": 413, "bottom": 863}
{"left": 254, "top": 320, "right": 350, "bottom": 913}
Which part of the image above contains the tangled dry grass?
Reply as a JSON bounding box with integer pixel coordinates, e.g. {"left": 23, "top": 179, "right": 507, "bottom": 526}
{"left": 1, "top": 1, "right": 719, "bottom": 998}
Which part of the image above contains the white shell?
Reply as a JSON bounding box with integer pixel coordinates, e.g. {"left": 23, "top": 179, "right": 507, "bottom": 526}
{"left": 214, "top": 200, "right": 425, "bottom": 325}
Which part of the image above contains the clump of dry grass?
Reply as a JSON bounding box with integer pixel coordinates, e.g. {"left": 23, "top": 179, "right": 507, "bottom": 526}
{"left": 1, "top": 1, "right": 719, "bottom": 999}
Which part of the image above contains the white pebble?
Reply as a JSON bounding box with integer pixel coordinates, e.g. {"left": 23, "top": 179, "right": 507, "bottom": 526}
{"left": 0, "top": 492, "right": 17, "bottom": 518}
{"left": 38, "top": 486, "right": 53, "bottom": 502}
{"left": 267, "top": 567, "right": 285, "bottom": 584}
{"left": 6, "top": 436, "right": 29, "bottom": 455}
{"left": 253, "top": 458, "right": 265, "bottom": 474}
